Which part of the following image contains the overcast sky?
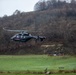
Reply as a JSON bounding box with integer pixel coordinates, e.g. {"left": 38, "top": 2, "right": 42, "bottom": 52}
{"left": 0, "top": 0, "right": 71, "bottom": 17}
{"left": 0, "top": 0, "right": 39, "bottom": 17}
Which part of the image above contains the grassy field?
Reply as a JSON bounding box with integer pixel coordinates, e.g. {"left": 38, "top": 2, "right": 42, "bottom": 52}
{"left": 0, "top": 55, "right": 76, "bottom": 75}
{"left": 0, "top": 73, "right": 76, "bottom": 75}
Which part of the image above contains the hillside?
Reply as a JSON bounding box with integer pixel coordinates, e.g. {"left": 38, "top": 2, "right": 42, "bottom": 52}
{"left": 0, "top": 1, "right": 76, "bottom": 55}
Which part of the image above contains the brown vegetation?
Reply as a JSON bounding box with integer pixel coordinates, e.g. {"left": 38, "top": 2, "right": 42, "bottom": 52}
{"left": 0, "top": 0, "right": 76, "bottom": 55}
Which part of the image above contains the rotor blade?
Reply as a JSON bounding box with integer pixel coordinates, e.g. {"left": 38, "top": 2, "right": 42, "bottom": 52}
{"left": 3, "top": 28, "right": 28, "bottom": 32}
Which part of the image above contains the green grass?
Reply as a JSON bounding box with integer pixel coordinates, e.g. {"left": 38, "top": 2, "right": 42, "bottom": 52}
{"left": 0, "top": 55, "right": 76, "bottom": 74}
{"left": 0, "top": 73, "right": 76, "bottom": 75}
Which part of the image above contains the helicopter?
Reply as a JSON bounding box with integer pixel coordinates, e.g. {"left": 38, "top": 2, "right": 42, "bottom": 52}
{"left": 3, "top": 28, "right": 46, "bottom": 42}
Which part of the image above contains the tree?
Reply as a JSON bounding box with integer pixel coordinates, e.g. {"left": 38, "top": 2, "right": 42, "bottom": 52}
{"left": 13, "top": 10, "right": 21, "bottom": 15}
{"left": 71, "top": 0, "right": 76, "bottom": 3}
{"left": 34, "top": 0, "right": 46, "bottom": 11}
{"left": 70, "top": 0, "right": 76, "bottom": 9}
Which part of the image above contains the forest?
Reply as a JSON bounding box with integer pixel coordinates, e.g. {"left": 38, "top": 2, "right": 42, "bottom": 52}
{"left": 0, "top": 0, "right": 76, "bottom": 55}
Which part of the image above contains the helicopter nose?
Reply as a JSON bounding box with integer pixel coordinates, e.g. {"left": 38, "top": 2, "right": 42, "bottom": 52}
{"left": 11, "top": 37, "right": 14, "bottom": 40}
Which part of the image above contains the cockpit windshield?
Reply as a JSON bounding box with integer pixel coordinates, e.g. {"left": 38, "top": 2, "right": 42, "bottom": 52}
{"left": 23, "top": 33, "right": 29, "bottom": 36}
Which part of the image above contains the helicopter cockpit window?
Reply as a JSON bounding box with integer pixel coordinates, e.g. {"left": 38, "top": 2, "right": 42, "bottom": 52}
{"left": 18, "top": 34, "right": 23, "bottom": 38}
{"left": 16, "top": 35, "right": 19, "bottom": 38}
{"left": 18, "top": 34, "right": 22, "bottom": 36}
{"left": 23, "top": 33, "right": 29, "bottom": 36}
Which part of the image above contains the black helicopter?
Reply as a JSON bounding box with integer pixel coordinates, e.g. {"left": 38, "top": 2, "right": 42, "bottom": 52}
{"left": 3, "top": 28, "right": 46, "bottom": 42}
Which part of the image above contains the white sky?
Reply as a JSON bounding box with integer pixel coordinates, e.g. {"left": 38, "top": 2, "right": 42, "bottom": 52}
{"left": 0, "top": 0, "right": 39, "bottom": 17}
{"left": 0, "top": 0, "right": 71, "bottom": 17}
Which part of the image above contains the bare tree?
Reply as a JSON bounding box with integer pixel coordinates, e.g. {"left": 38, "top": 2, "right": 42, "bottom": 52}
{"left": 71, "top": 0, "right": 76, "bottom": 3}
{"left": 34, "top": 0, "right": 46, "bottom": 11}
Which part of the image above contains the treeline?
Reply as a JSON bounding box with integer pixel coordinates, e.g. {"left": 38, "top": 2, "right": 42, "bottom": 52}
{"left": 0, "top": 0, "right": 76, "bottom": 55}
{"left": 34, "top": 0, "right": 76, "bottom": 11}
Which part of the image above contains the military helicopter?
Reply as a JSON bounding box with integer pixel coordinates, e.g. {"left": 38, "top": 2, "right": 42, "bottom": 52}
{"left": 3, "top": 28, "right": 46, "bottom": 42}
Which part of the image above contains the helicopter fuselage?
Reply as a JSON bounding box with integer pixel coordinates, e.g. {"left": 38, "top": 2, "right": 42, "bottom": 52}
{"left": 11, "top": 33, "right": 33, "bottom": 42}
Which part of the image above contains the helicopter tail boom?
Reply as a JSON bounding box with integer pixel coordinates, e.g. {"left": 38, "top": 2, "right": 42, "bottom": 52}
{"left": 33, "top": 36, "right": 46, "bottom": 42}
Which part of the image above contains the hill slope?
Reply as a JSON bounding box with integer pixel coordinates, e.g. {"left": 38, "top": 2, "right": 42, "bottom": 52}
{"left": 0, "top": 2, "right": 76, "bottom": 55}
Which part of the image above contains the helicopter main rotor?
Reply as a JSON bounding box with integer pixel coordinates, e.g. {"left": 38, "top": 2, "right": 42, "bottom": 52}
{"left": 3, "top": 28, "right": 28, "bottom": 33}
